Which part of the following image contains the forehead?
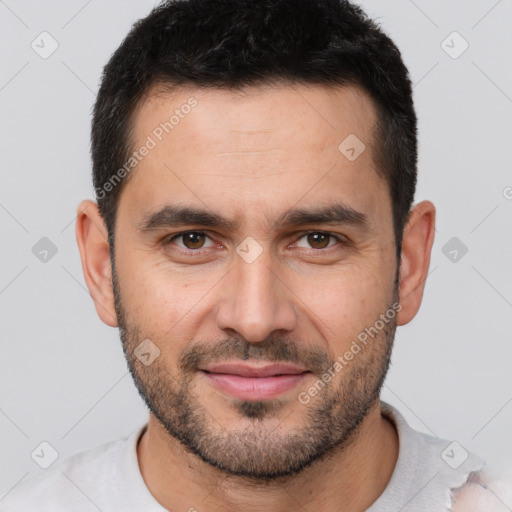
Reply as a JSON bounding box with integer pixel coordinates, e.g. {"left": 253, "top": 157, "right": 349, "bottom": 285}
{"left": 118, "top": 82, "right": 390, "bottom": 231}
{"left": 132, "top": 82, "right": 379, "bottom": 153}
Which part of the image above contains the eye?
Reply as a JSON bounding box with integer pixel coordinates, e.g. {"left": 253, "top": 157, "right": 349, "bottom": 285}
{"left": 294, "top": 231, "right": 343, "bottom": 250}
{"left": 166, "top": 231, "right": 216, "bottom": 251}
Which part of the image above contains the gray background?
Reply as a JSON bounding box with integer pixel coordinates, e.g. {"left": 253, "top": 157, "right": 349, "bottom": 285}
{"left": 1, "top": 0, "right": 511, "bottom": 496}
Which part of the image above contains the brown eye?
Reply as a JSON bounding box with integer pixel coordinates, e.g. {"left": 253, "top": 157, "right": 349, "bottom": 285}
{"left": 306, "top": 232, "right": 331, "bottom": 249}
{"left": 168, "top": 231, "right": 214, "bottom": 250}
{"left": 183, "top": 232, "right": 205, "bottom": 249}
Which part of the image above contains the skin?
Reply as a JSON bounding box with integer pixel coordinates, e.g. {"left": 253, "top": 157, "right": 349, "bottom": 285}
{"left": 76, "top": 82, "right": 435, "bottom": 511}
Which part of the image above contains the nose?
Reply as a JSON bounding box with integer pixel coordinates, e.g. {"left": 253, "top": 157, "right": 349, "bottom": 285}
{"left": 215, "top": 247, "right": 298, "bottom": 343}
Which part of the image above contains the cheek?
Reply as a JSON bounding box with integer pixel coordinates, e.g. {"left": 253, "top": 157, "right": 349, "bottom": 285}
{"left": 294, "top": 264, "right": 394, "bottom": 345}
{"left": 116, "top": 256, "right": 221, "bottom": 337}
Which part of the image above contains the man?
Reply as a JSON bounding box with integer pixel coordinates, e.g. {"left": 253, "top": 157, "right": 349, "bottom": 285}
{"left": 1, "top": 0, "right": 509, "bottom": 510}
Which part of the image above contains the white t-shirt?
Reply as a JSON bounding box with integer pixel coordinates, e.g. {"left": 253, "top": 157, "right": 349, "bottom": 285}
{"left": 0, "top": 400, "right": 487, "bottom": 511}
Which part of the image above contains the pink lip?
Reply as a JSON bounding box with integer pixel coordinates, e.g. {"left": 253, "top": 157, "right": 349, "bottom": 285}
{"left": 200, "top": 362, "right": 311, "bottom": 400}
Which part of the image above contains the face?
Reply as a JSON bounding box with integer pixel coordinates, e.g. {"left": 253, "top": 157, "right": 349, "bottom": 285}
{"left": 112, "top": 83, "right": 399, "bottom": 479}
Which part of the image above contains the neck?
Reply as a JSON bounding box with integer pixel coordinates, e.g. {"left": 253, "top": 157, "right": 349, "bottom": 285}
{"left": 137, "top": 400, "right": 398, "bottom": 512}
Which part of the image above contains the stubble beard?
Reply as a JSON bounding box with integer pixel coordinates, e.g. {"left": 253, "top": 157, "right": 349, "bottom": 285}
{"left": 112, "top": 265, "right": 398, "bottom": 481}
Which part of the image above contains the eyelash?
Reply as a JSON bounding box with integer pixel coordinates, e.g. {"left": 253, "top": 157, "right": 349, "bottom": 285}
{"left": 164, "top": 230, "right": 347, "bottom": 255}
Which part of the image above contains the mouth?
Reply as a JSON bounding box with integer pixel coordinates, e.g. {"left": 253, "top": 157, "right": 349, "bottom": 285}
{"left": 199, "top": 362, "right": 312, "bottom": 401}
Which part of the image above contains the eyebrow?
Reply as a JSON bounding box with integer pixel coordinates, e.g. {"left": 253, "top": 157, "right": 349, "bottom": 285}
{"left": 136, "top": 202, "right": 370, "bottom": 233}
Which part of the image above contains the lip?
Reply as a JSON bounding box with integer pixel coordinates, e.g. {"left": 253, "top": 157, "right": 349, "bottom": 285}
{"left": 200, "top": 362, "right": 311, "bottom": 401}
{"left": 202, "top": 362, "right": 308, "bottom": 377}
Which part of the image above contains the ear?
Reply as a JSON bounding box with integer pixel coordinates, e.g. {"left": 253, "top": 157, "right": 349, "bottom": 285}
{"left": 75, "top": 200, "right": 118, "bottom": 327}
{"left": 396, "top": 200, "right": 436, "bottom": 326}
